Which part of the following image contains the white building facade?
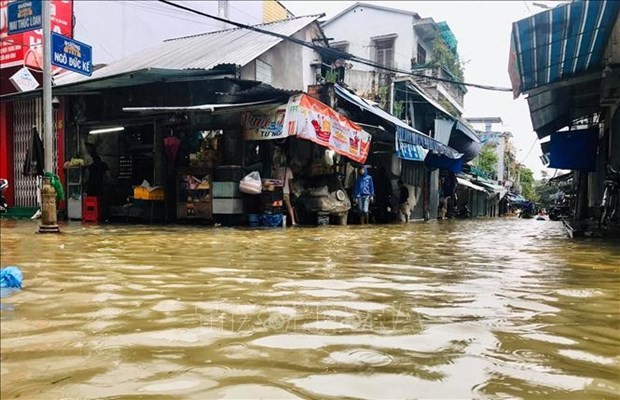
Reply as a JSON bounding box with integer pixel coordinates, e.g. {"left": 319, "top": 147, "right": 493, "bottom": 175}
{"left": 321, "top": 2, "right": 466, "bottom": 115}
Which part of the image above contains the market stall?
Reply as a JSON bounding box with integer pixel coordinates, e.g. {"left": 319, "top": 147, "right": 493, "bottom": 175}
{"left": 239, "top": 93, "right": 372, "bottom": 226}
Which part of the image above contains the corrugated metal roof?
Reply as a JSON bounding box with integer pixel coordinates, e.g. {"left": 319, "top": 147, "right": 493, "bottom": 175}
{"left": 509, "top": 0, "right": 620, "bottom": 96}
{"left": 54, "top": 15, "right": 321, "bottom": 87}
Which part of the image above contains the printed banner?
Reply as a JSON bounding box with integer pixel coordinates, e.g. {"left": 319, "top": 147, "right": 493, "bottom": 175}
{"left": 283, "top": 94, "right": 371, "bottom": 163}
{"left": 241, "top": 103, "right": 288, "bottom": 140}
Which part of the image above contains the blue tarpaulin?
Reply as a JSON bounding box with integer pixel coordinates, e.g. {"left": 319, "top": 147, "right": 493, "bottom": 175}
{"left": 509, "top": 0, "right": 620, "bottom": 97}
{"left": 424, "top": 152, "right": 464, "bottom": 173}
{"left": 548, "top": 128, "right": 598, "bottom": 171}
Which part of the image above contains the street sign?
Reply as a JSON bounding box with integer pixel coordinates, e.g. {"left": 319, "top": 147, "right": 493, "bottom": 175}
{"left": 51, "top": 32, "right": 92, "bottom": 76}
{"left": 7, "top": 0, "right": 42, "bottom": 35}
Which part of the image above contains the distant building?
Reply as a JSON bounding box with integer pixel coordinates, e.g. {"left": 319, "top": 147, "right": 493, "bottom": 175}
{"left": 466, "top": 117, "right": 518, "bottom": 185}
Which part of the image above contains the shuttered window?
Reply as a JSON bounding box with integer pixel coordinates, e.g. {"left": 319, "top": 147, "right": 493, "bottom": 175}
{"left": 417, "top": 44, "right": 426, "bottom": 65}
{"left": 375, "top": 39, "right": 394, "bottom": 69}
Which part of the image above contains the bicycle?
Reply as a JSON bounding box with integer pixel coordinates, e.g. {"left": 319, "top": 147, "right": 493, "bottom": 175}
{"left": 599, "top": 166, "right": 619, "bottom": 231}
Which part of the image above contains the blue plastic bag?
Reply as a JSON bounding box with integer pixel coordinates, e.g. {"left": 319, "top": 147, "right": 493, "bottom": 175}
{"left": 260, "top": 213, "right": 283, "bottom": 228}
{"left": 1, "top": 266, "right": 23, "bottom": 289}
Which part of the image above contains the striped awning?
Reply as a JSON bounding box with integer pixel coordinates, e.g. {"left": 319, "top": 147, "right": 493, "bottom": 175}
{"left": 509, "top": 0, "right": 620, "bottom": 98}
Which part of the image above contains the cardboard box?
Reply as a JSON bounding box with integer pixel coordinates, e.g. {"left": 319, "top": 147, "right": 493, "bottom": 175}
{"left": 212, "top": 198, "right": 244, "bottom": 215}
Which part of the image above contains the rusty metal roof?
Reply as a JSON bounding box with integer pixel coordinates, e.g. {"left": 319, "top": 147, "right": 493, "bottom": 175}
{"left": 54, "top": 15, "right": 321, "bottom": 87}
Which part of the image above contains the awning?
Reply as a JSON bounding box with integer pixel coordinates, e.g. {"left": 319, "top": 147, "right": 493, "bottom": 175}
{"left": 526, "top": 74, "right": 601, "bottom": 138}
{"left": 334, "top": 84, "right": 462, "bottom": 160}
{"left": 506, "top": 192, "right": 529, "bottom": 204}
{"left": 509, "top": 0, "right": 620, "bottom": 97}
{"left": 475, "top": 179, "right": 509, "bottom": 199}
{"left": 449, "top": 120, "right": 482, "bottom": 162}
{"left": 404, "top": 81, "right": 480, "bottom": 160}
{"left": 122, "top": 99, "right": 282, "bottom": 114}
{"left": 405, "top": 82, "right": 478, "bottom": 142}
{"left": 405, "top": 82, "right": 477, "bottom": 140}
{"left": 456, "top": 177, "right": 486, "bottom": 192}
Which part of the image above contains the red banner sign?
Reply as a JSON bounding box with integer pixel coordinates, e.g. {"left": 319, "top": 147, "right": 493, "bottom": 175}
{"left": 1, "top": 0, "right": 73, "bottom": 69}
{"left": 283, "top": 94, "right": 371, "bottom": 163}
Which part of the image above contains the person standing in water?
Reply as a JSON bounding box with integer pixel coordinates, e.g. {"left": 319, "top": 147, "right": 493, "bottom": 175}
{"left": 354, "top": 166, "right": 374, "bottom": 224}
{"left": 398, "top": 180, "right": 410, "bottom": 223}
{"left": 273, "top": 159, "right": 297, "bottom": 226}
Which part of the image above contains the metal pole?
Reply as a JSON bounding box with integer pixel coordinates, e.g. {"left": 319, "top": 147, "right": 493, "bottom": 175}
{"left": 42, "top": 0, "right": 52, "bottom": 173}
{"left": 389, "top": 79, "right": 395, "bottom": 115}
{"left": 39, "top": 0, "right": 60, "bottom": 234}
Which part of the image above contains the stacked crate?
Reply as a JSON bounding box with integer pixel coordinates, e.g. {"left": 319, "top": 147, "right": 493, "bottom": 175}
{"left": 212, "top": 166, "right": 244, "bottom": 225}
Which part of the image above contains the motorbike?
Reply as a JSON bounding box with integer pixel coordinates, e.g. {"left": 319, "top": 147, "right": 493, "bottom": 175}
{"left": 0, "top": 179, "right": 8, "bottom": 213}
{"left": 548, "top": 205, "right": 571, "bottom": 221}
{"left": 599, "top": 166, "right": 619, "bottom": 231}
{"left": 454, "top": 204, "right": 471, "bottom": 219}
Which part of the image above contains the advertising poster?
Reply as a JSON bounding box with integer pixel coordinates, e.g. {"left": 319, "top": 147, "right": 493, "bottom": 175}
{"left": 283, "top": 94, "right": 371, "bottom": 163}
{"left": 241, "top": 103, "right": 288, "bottom": 141}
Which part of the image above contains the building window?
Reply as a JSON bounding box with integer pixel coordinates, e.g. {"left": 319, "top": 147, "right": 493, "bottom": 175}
{"left": 375, "top": 38, "right": 394, "bottom": 69}
{"left": 256, "top": 59, "right": 272, "bottom": 85}
{"left": 417, "top": 44, "right": 426, "bottom": 65}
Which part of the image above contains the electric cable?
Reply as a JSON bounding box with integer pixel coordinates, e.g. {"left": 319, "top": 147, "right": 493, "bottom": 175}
{"left": 124, "top": 1, "right": 220, "bottom": 29}
{"left": 519, "top": 136, "right": 539, "bottom": 164}
{"left": 157, "top": 0, "right": 513, "bottom": 92}
{"left": 75, "top": 19, "right": 116, "bottom": 61}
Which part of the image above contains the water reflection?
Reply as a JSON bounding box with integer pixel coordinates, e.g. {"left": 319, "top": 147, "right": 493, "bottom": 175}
{"left": 1, "top": 219, "right": 619, "bottom": 399}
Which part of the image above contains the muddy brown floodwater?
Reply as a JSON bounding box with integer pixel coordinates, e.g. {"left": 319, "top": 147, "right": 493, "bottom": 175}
{"left": 1, "top": 218, "right": 619, "bottom": 399}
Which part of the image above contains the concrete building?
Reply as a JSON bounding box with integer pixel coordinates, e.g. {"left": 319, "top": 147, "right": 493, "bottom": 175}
{"left": 466, "top": 117, "right": 518, "bottom": 184}
{"left": 321, "top": 2, "right": 466, "bottom": 116}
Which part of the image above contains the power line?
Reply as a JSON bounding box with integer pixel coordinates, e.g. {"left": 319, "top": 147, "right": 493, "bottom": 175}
{"left": 75, "top": 19, "right": 116, "bottom": 62}
{"left": 124, "top": 1, "right": 220, "bottom": 28}
{"left": 519, "top": 136, "right": 539, "bottom": 164}
{"left": 157, "top": 0, "right": 513, "bottom": 93}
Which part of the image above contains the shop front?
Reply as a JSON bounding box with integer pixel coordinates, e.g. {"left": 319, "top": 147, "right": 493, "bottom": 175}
{"left": 70, "top": 85, "right": 372, "bottom": 227}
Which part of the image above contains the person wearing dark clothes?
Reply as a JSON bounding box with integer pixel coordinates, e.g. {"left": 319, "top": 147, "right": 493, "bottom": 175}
{"left": 398, "top": 180, "right": 410, "bottom": 223}
{"left": 87, "top": 155, "right": 109, "bottom": 197}
{"left": 353, "top": 166, "right": 375, "bottom": 225}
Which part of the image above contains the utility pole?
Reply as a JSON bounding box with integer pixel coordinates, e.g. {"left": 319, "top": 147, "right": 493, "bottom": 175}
{"left": 42, "top": 0, "right": 52, "bottom": 173}
{"left": 39, "top": 0, "right": 60, "bottom": 234}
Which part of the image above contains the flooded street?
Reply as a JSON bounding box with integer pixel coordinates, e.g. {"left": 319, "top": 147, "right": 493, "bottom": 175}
{"left": 1, "top": 219, "right": 619, "bottom": 399}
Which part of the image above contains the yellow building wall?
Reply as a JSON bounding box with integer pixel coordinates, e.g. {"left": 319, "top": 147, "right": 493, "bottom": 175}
{"left": 263, "top": 0, "right": 289, "bottom": 23}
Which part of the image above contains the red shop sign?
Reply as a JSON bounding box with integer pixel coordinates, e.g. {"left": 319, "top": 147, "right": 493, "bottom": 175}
{"left": 0, "top": 0, "right": 73, "bottom": 70}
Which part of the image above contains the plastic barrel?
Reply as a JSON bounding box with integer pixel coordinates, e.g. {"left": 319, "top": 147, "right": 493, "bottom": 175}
{"left": 248, "top": 213, "right": 260, "bottom": 227}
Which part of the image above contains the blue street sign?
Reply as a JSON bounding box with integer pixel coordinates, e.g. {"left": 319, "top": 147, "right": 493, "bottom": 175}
{"left": 51, "top": 32, "right": 93, "bottom": 76}
{"left": 7, "top": 0, "right": 42, "bottom": 35}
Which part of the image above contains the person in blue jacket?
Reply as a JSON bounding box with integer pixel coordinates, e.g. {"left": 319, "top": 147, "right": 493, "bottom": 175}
{"left": 354, "top": 166, "right": 375, "bottom": 224}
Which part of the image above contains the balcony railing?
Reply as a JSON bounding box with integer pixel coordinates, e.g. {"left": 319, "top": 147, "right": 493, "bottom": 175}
{"left": 411, "top": 66, "right": 465, "bottom": 108}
